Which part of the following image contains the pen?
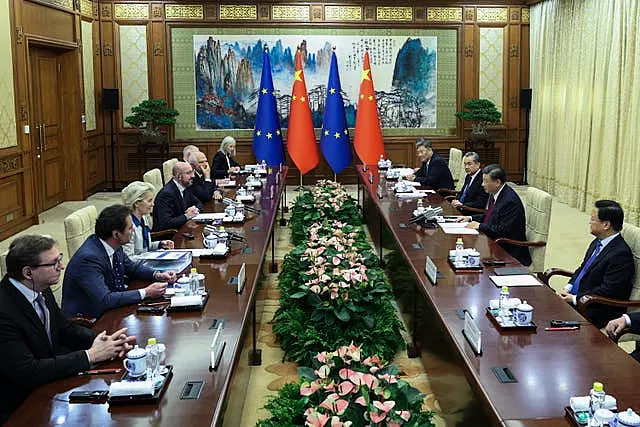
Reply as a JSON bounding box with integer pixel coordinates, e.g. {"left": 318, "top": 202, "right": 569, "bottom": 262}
{"left": 141, "top": 301, "right": 170, "bottom": 307}
{"left": 545, "top": 326, "right": 579, "bottom": 331}
{"left": 78, "top": 368, "right": 122, "bottom": 376}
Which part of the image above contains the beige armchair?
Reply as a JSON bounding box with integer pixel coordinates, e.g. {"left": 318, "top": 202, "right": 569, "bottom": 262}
{"left": 143, "top": 168, "right": 163, "bottom": 193}
{"left": 162, "top": 158, "right": 178, "bottom": 184}
{"left": 63, "top": 205, "right": 97, "bottom": 258}
{"left": 495, "top": 186, "right": 552, "bottom": 274}
{"left": 448, "top": 147, "right": 464, "bottom": 190}
{"left": 0, "top": 250, "right": 7, "bottom": 277}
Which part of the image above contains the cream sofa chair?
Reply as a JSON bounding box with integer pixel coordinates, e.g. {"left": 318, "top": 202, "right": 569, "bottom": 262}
{"left": 143, "top": 168, "right": 163, "bottom": 193}
{"left": 162, "top": 158, "right": 178, "bottom": 184}
{"left": 496, "top": 186, "right": 552, "bottom": 274}
{"left": 448, "top": 147, "right": 464, "bottom": 190}
{"left": 63, "top": 205, "right": 97, "bottom": 258}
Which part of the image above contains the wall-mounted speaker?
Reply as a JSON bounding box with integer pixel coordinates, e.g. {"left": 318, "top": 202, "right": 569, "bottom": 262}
{"left": 520, "top": 88, "right": 532, "bottom": 110}
{"left": 103, "top": 88, "right": 120, "bottom": 111}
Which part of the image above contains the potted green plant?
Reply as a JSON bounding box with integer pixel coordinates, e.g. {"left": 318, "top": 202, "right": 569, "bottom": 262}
{"left": 124, "top": 99, "right": 179, "bottom": 138}
{"left": 455, "top": 98, "right": 501, "bottom": 138}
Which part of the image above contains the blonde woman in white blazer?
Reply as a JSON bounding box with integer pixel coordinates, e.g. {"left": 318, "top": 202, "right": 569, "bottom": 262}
{"left": 121, "top": 181, "right": 174, "bottom": 258}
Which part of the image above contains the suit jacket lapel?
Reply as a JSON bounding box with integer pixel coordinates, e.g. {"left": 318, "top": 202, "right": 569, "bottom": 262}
{"left": 2, "top": 278, "right": 52, "bottom": 349}
{"left": 584, "top": 235, "right": 618, "bottom": 274}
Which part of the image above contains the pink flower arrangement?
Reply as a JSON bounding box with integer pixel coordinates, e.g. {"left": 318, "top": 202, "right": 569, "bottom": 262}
{"left": 294, "top": 344, "right": 433, "bottom": 426}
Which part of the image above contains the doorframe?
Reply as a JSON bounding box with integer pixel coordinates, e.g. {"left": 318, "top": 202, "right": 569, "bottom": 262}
{"left": 26, "top": 37, "right": 84, "bottom": 213}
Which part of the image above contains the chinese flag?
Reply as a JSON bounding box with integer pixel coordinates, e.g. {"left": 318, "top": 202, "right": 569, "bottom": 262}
{"left": 353, "top": 51, "right": 385, "bottom": 165}
{"left": 286, "top": 50, "right": 319, "bottom": 175}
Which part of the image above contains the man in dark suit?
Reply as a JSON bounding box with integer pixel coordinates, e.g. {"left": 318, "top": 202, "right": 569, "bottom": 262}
{"left": 462, "top": 164, "right": 532, "bottom": 266}
{"left": 187, "top": 151, "right": 222, "bottom": 202}
{"left": 606, "top": 312, "right": 640, "bottom": 362}
{"left": 407, "top": 138, "right": 454, "bottom": 190}
{"left": 450, "top": 151, "right": 489, "bottom": 213}
{"left": 0, "top": 235, "right": 136, "bottom": 423}
{"left": 558, "top": 200, "right": 634, "bottom": 328}
{"left": 62, "top": 204, "right": 174, "bottom": 319}
{"left": 152, "top": 161, "right": 204, "bottom": 231}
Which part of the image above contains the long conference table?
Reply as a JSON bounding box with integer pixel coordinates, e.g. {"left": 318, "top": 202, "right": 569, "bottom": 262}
{"left": 357, "top": 166, "right": 640, "bottom": 427}
{"left": 6, "top": 167, "right": 288, "bottom": 426}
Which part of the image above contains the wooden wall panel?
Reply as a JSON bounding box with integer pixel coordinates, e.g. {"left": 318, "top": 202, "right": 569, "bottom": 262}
{"left": 22, "top": 1, "right": 76, "bottom": 43}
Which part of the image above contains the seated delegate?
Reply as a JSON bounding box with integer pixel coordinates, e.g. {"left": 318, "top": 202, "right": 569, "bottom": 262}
{"left": 557, "top": 200, "right": 634, "bottom": 328}
{"left": 461, "top": 164, "right": 532, "bottom": 266}
{"left": 121, "top": 181, "right": 174, "bottom": 258}
{"left": 0, "top": 235, "right": 136, "bottom": 423}
{"left": 62, "top": 204, "right": 175, "bottom": 319}
{"left": 152, "top": 161, "right": 204, "bottom": 232}
{"left": 212, "top": 136, "right": 241, "bottom": 179}
{"left": 406, "top": 137, "right": 454, "bottom": 190}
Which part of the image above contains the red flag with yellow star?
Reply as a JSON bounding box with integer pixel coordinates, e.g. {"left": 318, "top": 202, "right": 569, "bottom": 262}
{"left": 353, "top": 51, "right": 385, "bottom": 165}
{"left": 286, "top": 50, "right": 319, "bottom": 175}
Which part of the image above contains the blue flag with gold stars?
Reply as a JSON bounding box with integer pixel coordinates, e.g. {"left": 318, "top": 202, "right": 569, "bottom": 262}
{"left": 320, "top": 52, "right": 352, "bottom": 174}
{"left": 253, "top": 48, "right": 285, "bottom": 166}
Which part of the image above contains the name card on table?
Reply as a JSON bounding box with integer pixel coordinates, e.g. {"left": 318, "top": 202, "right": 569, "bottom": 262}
{"left": 209, "top": 323, "right": 226, "bottom": 371}
{"left": 425, "top": 256, "right": 438, "bottom": 285}
{"left": 463, "top": 311, "right": 482, "bottom": 355}
{"left": 236, "top": 263, "right": 246, "bottom": 294}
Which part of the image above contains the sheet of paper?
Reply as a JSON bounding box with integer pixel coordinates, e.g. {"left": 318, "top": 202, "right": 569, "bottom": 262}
{"left": 489, "top": 275, "right": 542, "bottom": 287}
{"left": 194, "top": 213, "right": 227, "bottom": 220}
{"left": 441, "top": 227, "right": 479, "bottom": 235}
{"left": 438, "top": 221, "right": 469, "bottom": 229}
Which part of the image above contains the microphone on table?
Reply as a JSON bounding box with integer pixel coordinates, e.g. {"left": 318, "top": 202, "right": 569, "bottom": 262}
{"left": 408, "top": 206, "right": 443, "bottom": 224}
{"left": 223, "top": 197, "right": 260, "bottom": 214}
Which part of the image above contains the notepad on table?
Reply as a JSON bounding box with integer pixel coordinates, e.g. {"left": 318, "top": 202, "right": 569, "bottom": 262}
{"left": 489, "top": 275, "right": 542, "bottom": 287}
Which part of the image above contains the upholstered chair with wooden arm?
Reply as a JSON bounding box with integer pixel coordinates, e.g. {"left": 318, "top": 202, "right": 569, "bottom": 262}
{"left": 495, "top": 186, "right": 552, "bottom": 274}
{"left": 448, "top": 147, "right": 464, "bottom": 190}
{"left": 143, "top": 168, "right": 163, "bottom": 193}
{"left": 162, "top": 158, "right": 178, "bottom": 184}
{"left": 64, "top": 205, "right": 97, "bottom": 258}
{"left": 63, "top": 205, "right": 99, "bottom": 326}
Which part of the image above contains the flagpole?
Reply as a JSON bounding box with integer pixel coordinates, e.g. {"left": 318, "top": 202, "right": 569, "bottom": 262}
{"left": 300, "top": 173, "right": 303, "bottom": 189}
{"left": 334, "top": 173, "right": 337, "bottom": 182}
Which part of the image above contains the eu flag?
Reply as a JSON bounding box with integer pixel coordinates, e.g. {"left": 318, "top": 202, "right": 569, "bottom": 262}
{"left": 320, "top": 51, "right": 352, "bottom": 174}
{"left": 253, "top": 47, "right": 285, "bottom": 166}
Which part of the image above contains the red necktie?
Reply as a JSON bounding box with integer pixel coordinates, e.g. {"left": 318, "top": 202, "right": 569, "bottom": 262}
{"left": 483, "top": 196, "right": 495, "bottom": 224}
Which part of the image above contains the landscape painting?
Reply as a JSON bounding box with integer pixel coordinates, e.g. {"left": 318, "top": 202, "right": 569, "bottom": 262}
{"left": 194, "top": 34, "right": 437, "bottom": 131}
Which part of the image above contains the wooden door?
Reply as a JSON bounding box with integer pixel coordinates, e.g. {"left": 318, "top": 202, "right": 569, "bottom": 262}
{"left": 30, "top": 47, "right": 66, "bottom": 211}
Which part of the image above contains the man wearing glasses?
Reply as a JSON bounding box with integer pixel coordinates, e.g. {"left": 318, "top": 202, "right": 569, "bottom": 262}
{"left": 0, "top": 235, "right": 136, "bottom": 424}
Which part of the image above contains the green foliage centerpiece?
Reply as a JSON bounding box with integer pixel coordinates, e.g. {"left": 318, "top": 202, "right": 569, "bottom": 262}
{"left": 289, "top": 180, "right": 361, "bottom": 246}
{"left": 274, "top": 182, "right": 404, "bottom": 366}
{"left": 257, "top": 344, "right": 434, "bottom": 427}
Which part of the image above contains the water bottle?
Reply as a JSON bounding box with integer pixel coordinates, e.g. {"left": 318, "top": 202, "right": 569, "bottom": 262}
{"left": 189, "top": 269, "right": 198, "bottom": 296}
{"left": 217, "top": 226, "right": 229, "bottom": 246}
{"left": 145, "top": 337, "right": 160, "bottom": 379}
{"left": 588, "top": 382, "right": 606, "bottom": 426}
{"left": 417, "top": 198, "right": 424, "bottom": 212}
{"left": 499, "top": 286, "right": 511, "bottom": 319}
{"left": 454, "top": 237, "right": 464, "bottom": 264}
{"left": 261, "top": 159, "right": 266, "bottom": 170}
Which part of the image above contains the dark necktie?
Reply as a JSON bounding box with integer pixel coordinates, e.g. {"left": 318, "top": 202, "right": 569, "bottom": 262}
{"left": 570, "top": 241, "right": 603, "bottom": 294}
{"left": 113, "top": 251, "right": 125, "bottom": 291}
{"left": 460, "top": 175, "right": 472, "bottom": 203}
{"left": 35, "top": 293, "right": 51, "bottom": 343}
{"left": 483, "top": 196, "right": 496, "bottom": 224}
